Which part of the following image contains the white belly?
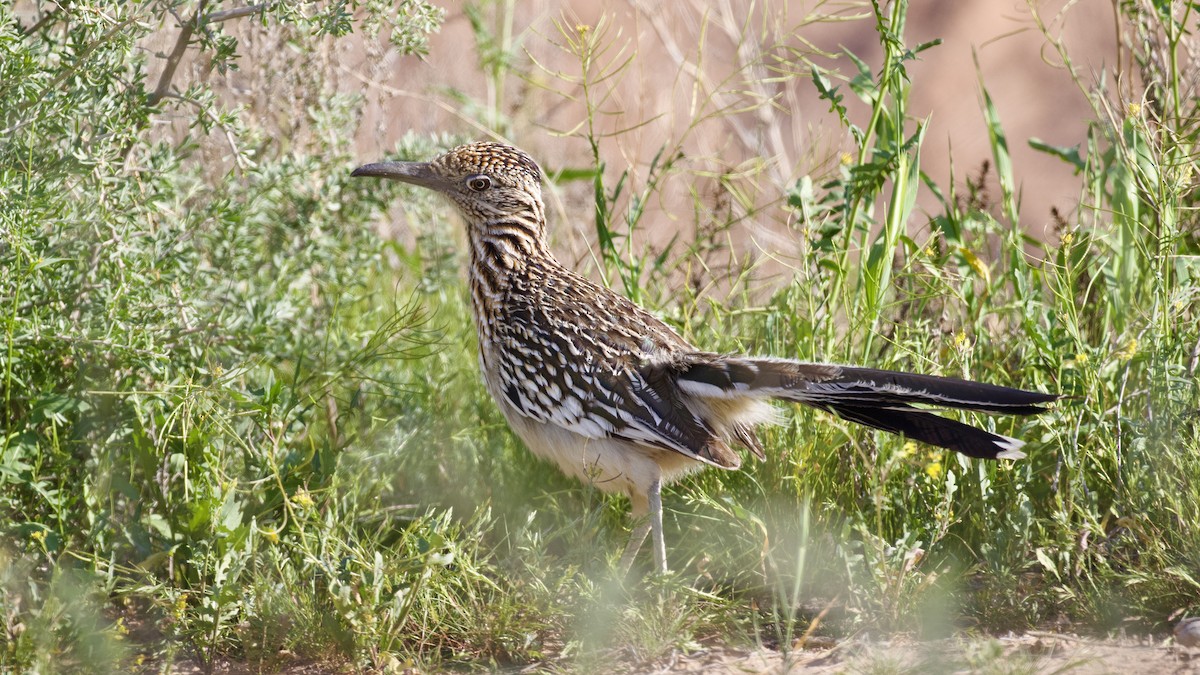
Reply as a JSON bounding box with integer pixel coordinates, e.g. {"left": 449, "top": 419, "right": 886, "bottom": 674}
{"left": 481, "top": 371, "right": 706, "bottom": 498}
{"left": 474, "top": 311, "right": 717, "bottom": 497}
{"left": 509, "top": 411, "right": 704, "bottom": 492}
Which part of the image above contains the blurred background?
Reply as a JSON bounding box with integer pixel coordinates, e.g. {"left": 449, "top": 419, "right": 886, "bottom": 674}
{"left": 146, "top": 0, "right": 1121, "bottom": 265}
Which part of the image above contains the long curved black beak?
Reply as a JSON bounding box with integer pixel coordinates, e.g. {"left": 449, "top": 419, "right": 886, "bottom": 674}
{"left": 351, "top": 161, "right": 447, "bottom": 192}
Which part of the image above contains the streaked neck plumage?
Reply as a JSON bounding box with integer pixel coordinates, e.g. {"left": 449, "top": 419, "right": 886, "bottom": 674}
{"left": 458, "top": 189, "right": 556, "bottom": 329}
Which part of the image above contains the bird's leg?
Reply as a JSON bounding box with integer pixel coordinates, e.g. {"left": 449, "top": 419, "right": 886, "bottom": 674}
{"left": 619, "top": 492, "right": 651, "bottom": 573}
{"left": 648, "top": 477, "right": 667, "bottom": 574}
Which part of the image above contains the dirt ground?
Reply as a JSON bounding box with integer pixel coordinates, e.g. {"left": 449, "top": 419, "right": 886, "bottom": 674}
{"left": 150, "top": 632, "right": 1197, "bottom": 674}
{"left": 667, "top": 634, "right": 1197, "bottom": 675}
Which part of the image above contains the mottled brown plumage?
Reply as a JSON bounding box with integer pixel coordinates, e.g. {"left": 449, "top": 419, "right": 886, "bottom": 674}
{"left": 353, "top": 142, "right": 1057, "bottom": 573}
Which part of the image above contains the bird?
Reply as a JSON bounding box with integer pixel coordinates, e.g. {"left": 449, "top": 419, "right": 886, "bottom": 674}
{"left": 352, "top": 141, "right": 1058, "bottom": 573}
{"left": 1176, "top": 616, "right": 1200, "bottom": 648}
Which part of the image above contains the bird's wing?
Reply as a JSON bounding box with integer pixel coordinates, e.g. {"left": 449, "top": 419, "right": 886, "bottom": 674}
{"left": 493, "top": 331, "right": 740, "bottom": 468}
{"left": 492, "top": 276, "right": 741, "bottom": 468}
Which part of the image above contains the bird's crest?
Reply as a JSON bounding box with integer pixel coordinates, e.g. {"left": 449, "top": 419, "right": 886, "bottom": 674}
{"left": 435, "top": 142, "right": 543, "bottom": 186}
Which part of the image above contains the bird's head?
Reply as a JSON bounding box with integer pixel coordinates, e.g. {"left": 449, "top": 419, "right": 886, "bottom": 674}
{"left": 352, "top": 142, "right": 545, "bottom": 224}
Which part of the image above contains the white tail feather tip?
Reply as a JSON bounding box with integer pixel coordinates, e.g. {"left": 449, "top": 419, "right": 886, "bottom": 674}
{"left": 995, "top": 435, "right": 1027, "bottom": 460}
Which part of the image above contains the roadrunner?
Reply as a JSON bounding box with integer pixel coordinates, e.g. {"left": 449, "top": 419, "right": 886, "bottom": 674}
{"left": 352, "top": 142, "right": 1057, "bottom": 573}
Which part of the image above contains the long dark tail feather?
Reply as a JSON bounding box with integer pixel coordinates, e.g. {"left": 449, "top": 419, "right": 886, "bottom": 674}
{"left": 671, "top": 356, "right": 1057, "bottom": 460}
{"left": 820, "top": 402, "right": 1028, "bottom": 459}
{"left": 829, "top": 366, "right": 1059, "bottom": 415}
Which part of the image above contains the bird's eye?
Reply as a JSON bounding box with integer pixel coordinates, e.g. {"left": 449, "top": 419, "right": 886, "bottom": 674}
{"left": 466, "top": 175, "right": 492, "bottom": 192}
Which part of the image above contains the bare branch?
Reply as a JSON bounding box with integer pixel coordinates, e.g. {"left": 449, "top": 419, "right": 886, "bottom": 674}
{"left": 206, "top": 3, "right": 269, "bottom": 24}
{"left": 21, "top": 4, "right": 62, "bottom": 36}
{"left": 148, "top": 0, "right": 209, "bottom": 107}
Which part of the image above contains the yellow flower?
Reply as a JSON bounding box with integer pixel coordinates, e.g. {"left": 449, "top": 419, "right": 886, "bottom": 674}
{"left": 262, "top": 529, "right": 280, "bottom": 544}
{"left": 291, "top": 488, "right": 315, "bottom": 510}
{"left": 1114, "top": 339, "right": 1138, "bottom": 362}
{"left": 898, "top": 441, "right": 918, "bottom": 459}
{"left": 1178, "top": 163, "right": 1193, "bottom": 187}
{"left": 953, "top": 331, "right": 968, "bottom": 349}
{"left": 1127, "top": 102, "right": 1142, "bottom": 118}
{"left": 30, "top": 530, "right": 46, "bottom": 544}
{"left": 839, "top": 152, "right": 854, "bottom": 166}
{"left": 957, "top": 246, "right": 991, "bottom": 284}
{"left": 925, "top": 461, "right": 943, "bottom": 480}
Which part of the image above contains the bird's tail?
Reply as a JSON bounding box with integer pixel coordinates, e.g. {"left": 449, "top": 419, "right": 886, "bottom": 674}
{"left": 672, "top": 356, "right": 1058, "bottom": 460}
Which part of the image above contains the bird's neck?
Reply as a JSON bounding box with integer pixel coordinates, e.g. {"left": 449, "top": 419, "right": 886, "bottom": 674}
{"left": 467, "top": 207, "right": 558, "bottom": 314}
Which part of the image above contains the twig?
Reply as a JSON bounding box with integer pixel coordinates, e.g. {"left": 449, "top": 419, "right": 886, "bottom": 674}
{"left": 21, "top": 4, "right": 61, "bottom": 36}
{"left": 335, "top": 64, "right": 502, "bottom": 140}
{"left": 148, "top": 0, "right": 208, "bottom": 107}
{"left": 1188, "top": 331, "right": 1200, "bottom": 376}
{"left": 126, "top": 1, "right": 265, "bottom": 165}
{"left": 205, "top": 3, "right": 268, "bottom": 24}
{"left": 158, "top": 91, "right": 253, "bottom": 170}
{"left": 1025, "top": 630, "right": 1091, "bottom": 643}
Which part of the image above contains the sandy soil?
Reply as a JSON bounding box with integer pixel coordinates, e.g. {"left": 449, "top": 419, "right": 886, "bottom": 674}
{"left": 148, "top": 633, "right": 1198, "bottom": 674}
{"left": 665, "top": 633, "right": 1197, "bottom": 675}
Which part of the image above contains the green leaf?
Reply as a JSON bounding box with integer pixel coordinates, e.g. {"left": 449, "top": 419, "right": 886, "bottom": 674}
{"left": 548, "top": 166, "right": 600, "bottom": 182}
{"left": 1034, "top": 547, "right": 1061, "bottom": 581}
{"left": 1028, "top": 137, "right": 1085, "bottom": 173}
{"left": 217, "top": 493, "right": 244, "bottom": 535}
